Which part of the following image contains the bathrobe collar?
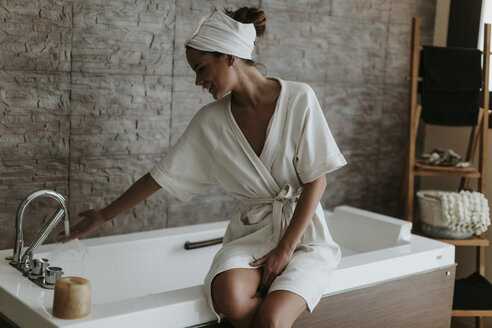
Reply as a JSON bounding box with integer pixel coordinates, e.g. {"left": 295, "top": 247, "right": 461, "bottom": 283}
{"left": 225, "top": 77, "right": 288, "bottom": 194}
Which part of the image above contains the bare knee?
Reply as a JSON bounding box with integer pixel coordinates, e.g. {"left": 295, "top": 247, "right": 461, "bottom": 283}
{"left": 254, "top": 291, "right": 307, "bottom": 328}
{"left": 212, "top": 269, "right": 259, "bottom": 320}
{"left": 254, "top": 307, "right": 285, "bottom": 328}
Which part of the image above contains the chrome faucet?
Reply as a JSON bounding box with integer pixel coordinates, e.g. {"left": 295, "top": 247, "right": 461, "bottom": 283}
{"left": 8, "top": 190, "right": 69, "bottom": 288}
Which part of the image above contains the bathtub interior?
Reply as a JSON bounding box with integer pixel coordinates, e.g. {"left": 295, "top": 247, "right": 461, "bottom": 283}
{"left": 26, "top": 205, "right": 412, "bottom": 306}
{"left": 327, "top": 206, "right": 412, "bottom": 255}
{"left": 34, "top": 227, "right": 225, "bottom": 305}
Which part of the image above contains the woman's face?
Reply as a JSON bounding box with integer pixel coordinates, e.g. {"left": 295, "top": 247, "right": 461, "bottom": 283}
{"left": 186, "top": 48, "right": 234, "bottom": 100}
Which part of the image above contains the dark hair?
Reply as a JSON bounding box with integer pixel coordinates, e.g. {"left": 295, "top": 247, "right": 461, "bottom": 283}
{"left": 224, "top": 7, "right": 266, "bottom": 38}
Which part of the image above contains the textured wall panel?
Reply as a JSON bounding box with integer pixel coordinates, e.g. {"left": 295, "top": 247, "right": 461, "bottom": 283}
{"left": 311, "top": 82, "right": 383, "bottom": 158}
{"left": 389, "top": 0, "right": 436, "bottom": 28}
{"left": 70, "top": 73, "right": 171, "bottom": 158}
{"left": 69, "top": 71, "right": 171, "bottom": 236}
{"left": 170, "top": 76, "right": 214, "bottom": 143}
{"left": 262, "top": 0, "right": 331, "bottom": 14}
{"left": 332, "top": 0, "right": 391, "bottom": 23}
{"left": 379, "top": 85, "right": 410, "bottom": 153}
{"left": 72, "top": 0, "right": 175, "bottom": 75}
{"left": 0, "top": 69, "right": 70, "bottom": 249}
{"left": 322, "top": 152, "right": 379, "bottom": 211}
{"left": 263, "top": 11, "right": 387, "bottom": 84}
{"left": 69, "top": 154, "right": 167, "bottom": 239}
{"left": 385, "top": 23, "right": 434, "bottom": 85}
{"left": 0, "top": 0, "right": 72, "bottom": 71}
{"left": 0, "top": 71, "right": 70, "bottom": 160}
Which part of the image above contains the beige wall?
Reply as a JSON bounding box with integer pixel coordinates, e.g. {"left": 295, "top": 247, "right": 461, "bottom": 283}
{"left": 433, "top": 0, "right": 450, "bottom": 46}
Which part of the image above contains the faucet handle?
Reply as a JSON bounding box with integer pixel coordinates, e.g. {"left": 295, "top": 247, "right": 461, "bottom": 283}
{"left": 28, "top": 258, "right": 50, "bottom": 279}
{"left": 20, "top": 258, "right": 31, "bottom": 274}
{"left": 43, "top": 266, "right": 64, "bottom": 288}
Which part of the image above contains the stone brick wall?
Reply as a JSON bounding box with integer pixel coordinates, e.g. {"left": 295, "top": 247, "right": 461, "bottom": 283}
{"left": 0, "top": 0, "right": 436, "bottom": 250}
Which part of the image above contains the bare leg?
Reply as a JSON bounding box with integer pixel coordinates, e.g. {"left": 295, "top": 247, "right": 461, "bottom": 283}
{"left": 254, "top": 290, "right": 307, "bottom": 328}
{"left": 212, "top": 268, "right": 263, "bottom": 328}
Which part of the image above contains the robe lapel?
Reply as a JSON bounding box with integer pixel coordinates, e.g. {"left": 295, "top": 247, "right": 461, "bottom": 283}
{"left": 226, "top": 94, "right": 280, "bottom": 196}
{"left": 226, "top": 77, "right": 288, "bottom": 196}
{"left": 259, "top": 78, "right": 288, "bottom": 171}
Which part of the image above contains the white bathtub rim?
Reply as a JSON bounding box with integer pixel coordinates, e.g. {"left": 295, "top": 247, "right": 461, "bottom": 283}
{"left": 1, "top": 240, "right": 455, "bottom": 328}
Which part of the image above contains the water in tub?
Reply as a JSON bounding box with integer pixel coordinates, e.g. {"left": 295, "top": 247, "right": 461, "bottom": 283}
{"left": 46, "top": 239, "right": 89, "bottom": 277}
{"left": 64, "top": 219, "right": 70, "bottom": 238}
{"left": 46, "top": 227, "right": 87, "bottom": 276}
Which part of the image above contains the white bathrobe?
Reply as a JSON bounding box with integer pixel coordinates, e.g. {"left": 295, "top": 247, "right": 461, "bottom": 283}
{"left": 150, "top": 78, "right": 346, "bottom": 321}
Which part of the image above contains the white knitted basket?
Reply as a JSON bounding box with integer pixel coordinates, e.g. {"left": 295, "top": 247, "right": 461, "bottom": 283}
{"left": 416, "top": 190, "right": 473, "bottom": 239}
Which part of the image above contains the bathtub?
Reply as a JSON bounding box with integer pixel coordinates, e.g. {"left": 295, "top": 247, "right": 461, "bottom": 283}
{"left": 0, "top": 205, "right": 455, "bottom": 328}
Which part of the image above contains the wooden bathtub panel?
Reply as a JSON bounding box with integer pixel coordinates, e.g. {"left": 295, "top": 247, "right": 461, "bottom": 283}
{"left": 294, "top": 266, "right": 456, "bottom": 328}
{"left": 197, "top": 266, "right": 455, "bottom": 328}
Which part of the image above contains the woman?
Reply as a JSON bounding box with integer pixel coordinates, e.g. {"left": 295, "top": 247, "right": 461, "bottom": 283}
{"left": 62, "top": 7, "right": 346, "bottom": 328}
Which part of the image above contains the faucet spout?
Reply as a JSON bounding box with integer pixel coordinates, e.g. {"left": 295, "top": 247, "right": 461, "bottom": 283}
{"left": 12, "top": 190, "right": 69, "bottom": 270}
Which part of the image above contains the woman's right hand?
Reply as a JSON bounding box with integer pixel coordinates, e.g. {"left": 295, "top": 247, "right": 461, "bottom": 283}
{"left": 59, "top": 209, "right": 108, "bottom": 243}
{"left": 57, "top": 173, "right": 161, "bottom": 243}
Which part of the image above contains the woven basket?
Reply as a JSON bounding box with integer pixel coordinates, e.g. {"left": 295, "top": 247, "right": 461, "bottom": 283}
{"left": 416, "top": 190, "right": 473, "bottom": 239}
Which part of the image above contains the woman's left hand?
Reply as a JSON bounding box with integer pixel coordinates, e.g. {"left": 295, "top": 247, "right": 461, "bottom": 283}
{"left": 249, "top": 245, "right": 294, "bottom": 296}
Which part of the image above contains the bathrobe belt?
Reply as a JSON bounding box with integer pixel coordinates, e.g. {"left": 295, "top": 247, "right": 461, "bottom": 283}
{"left": 240, "top": 184, "right": 301, "bottom": 254}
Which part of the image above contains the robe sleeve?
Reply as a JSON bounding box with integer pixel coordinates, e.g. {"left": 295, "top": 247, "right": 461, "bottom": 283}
{"left": 149, "top": 110, "right": 217, "bottom": 202}
{"left": 294, "top": 86, "right": 347, "bottom": 184}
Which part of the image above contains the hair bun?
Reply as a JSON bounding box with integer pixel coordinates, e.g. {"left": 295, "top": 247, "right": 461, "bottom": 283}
{"left": 224, "top": 7, "right": 266, "bottom": 37}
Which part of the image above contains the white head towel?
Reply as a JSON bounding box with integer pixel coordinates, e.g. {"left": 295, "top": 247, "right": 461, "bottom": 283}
{"left": 185, "top": 11, "right": 257, "bottom": 60}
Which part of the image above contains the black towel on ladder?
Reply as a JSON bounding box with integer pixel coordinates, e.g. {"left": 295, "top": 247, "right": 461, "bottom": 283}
{"left": 419, "top": 45, "right": 482, "bottom": 126}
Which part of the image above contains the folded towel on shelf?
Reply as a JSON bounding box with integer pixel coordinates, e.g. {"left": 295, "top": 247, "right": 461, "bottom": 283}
{"left": 453, "top": 272, "right": 492, "bottom": 310}
{"left": 439, "top": 190, "right": 490, "bottom": 235}
{"left": 419, "top": 46, "right": 482, "bottom": 126}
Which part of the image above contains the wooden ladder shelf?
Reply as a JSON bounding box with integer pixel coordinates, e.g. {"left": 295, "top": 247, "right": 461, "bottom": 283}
{"left": 399, "top": 17, "right": 492, "bottom": 328}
